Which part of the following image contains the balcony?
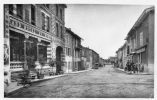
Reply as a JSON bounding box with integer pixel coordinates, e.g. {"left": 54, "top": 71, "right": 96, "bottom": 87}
{"left": 10, "top": 61, "right": 24, "bottom": 72}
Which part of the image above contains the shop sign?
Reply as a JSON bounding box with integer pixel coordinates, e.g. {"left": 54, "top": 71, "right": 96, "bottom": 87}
{"left": 136, "top": 47, "right": 145, "bottom": 53}
{"left": 9, "top": 16, "right": 51, "bottom": 41}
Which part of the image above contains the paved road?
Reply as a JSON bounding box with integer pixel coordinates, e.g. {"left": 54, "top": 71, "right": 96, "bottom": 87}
{"left": 7, "top": 65, "right": 154, "bottom": 98}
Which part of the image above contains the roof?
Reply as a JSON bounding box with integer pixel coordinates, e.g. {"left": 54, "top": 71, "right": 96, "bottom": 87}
{"left": 65, "top": 27, "right": 82, "bottom": 40}
{"left": 125, "top": 6, "right": 154, "bottom": 40}
{"left": 116, "top": 43, "right": 126, "bottom": 53}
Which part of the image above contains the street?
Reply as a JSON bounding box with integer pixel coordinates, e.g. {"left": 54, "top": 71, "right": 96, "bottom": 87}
{"left": 7, "top": 65, "right": 154, "bottom": 98}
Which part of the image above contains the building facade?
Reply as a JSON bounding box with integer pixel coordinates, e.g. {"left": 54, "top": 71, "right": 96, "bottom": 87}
{"left": 91, "top": 50, "right": 100, "bottom": 68}
{"left": 125, "top": 7, "right": 154, "bottom": 74}
{"left": 80, "top": 46, "right": 87, "bottom": 70}
{"left": 4, "top": 4, "right": 67, "bottom": 84}
{"left": 65, "top": 28, "right": 82, "bottom": 72}
{"left": 64, "top": 28, "right": 73, "bottom": 73}
{"left": 116, "top": 42, "right": 127, "bottom": 69}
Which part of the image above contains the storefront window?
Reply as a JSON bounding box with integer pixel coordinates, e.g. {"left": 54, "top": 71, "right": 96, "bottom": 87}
{"left": 10, "top": 31, "right": 24, "bottom": 61}
{"left": 39, "top": 45, "right": 47, "bottom": 61}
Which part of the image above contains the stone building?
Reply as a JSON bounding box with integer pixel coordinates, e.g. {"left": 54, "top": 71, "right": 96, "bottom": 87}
{"left": 125, "top": 6, "right": 154, "bottom": 74}
{"left": 65, "top": 28, "right": 82, "bottom": 72}
{"left": 84, "top": 47, "right": 93, "bottom": 69}
{"left": 80, "top": 46, "right": 87, "bottom": 70}
{"left": 91, "top": 50, "right": 100, "bottom": 68}
{"left": 116, "top": 42, "right": 127, "bottom": 69}
{"left": 64, "top": 27, "right": 73, "bottom": 73}
{"left": 4, "top": 4, "right": 67, "bottom": 84}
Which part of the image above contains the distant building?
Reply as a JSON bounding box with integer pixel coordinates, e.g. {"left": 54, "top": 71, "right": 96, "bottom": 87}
{"left": 91, "top": 50, "right": 100, "bottom": 68}
{"left": 99, "top": 57, "right": 105, "bottom": 67}
{"left": 84, "top": 47, "right": 93, "bottom": 69}
{"left": 80, "top": 46, "right": 87, "bottom": 70}
{"left": 116, "top": 42, "right": 127, "bottom": 69}
{"left": 109, "top": 56, "right": 117, "bottom": 64}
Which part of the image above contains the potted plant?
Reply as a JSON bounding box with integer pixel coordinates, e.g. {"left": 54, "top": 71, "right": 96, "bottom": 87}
{"left": 48, "top": 59, "right": 56, "bottom": 76}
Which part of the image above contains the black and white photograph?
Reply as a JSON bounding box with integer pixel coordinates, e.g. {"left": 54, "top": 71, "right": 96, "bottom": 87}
{"left": 2, "top": 0, "right": 156, "bottom": 98}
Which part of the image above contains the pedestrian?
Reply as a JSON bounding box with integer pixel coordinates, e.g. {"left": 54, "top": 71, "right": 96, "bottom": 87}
{"left": 134, "top": 63, "right": 139, "bottom": 73}
{"left": 131, "top": 61, "right": 135, "bottom": 73}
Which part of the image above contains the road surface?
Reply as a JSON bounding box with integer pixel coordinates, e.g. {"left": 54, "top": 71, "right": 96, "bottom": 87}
{"left": 7, "top": 65, "right": 154, "bottom": 98}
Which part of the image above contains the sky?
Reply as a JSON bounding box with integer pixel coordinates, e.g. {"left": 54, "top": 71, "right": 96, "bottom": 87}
{"left": 65, "top": 4, "right": 151, "bottom": 59}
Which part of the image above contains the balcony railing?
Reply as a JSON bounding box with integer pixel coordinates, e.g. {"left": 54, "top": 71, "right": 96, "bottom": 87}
{"left": 10, "top": 61, "right": 24, "bottom": 71}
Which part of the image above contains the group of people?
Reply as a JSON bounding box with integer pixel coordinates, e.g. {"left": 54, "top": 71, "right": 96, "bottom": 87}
{"left": 125, "top": 60, "right": 144, "bottom": 74}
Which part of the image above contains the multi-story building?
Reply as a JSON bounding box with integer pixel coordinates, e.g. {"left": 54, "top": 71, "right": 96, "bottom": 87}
{"left": 84, "top": 47, "right": 93, "bottom": 69}
{"left": 99, "top": 57, "right": 105, "bottom": 67}
{"left": 4, "top": 4, "right": 67, "bottom": 84}
{"left": 64, "top": 27, "right": 73, "bottom": 73}
{"left": 109, "top": 56, "right": 117, "bottom": 64}
{"left": 125, "top": 6, "right": 154, "bottom": 74}
{"left": 122, "top": 43, "right": 127, "bottom": 69}
{"left": 65, "top": 28, "right": 82, "bottom": 72}
{"left": 116, "top": 46, "right": 123, "bottom": 68}
{"left": 91, "top": 50, "right": 100, "bottom": 68}
{"left": 80, "top": 46, "right": 87, "bottom": 70}
{"left": 116, "top": 42, "right": 127, "bottom": 69}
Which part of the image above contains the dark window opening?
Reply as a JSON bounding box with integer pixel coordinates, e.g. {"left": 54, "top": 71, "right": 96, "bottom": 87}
{"left": 31, "top": 5, "right": 36, "bottom": 25}
{"left": 42, "top": 12, "right": 45, "bottom": 30}
{"left": 10, "top": 31, "right": 24, "bottom": 61}
{"left": 17, "top": 4, "right": 23, "bottom": 19}
{"left": 56, "top": 5, "right": 58, "bottom": 17}
{"left": 9, "top": 4, "right": 14, "bottom": 15}
{"left": 60, "top": 26, "right": 63, "bottom": 38}
{"left": 25, "top": 9, "right": 29, "bottom": 22}
{"left": 45, "top": 4, "right": 49, "bottom": 9}
{"left": 56, "top": 23, "right": 59, "bottom": 37}
{"left": 60, "top": 9, "right": 63, "bottom": 20}
{"left": 46, "top": 16, "right": 50, "bottom": 32}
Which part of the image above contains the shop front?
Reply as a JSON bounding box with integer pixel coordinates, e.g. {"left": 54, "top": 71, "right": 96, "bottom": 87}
{"left": 135, "top": 46, "right": 147, "bottom": 72}
{"left": 8, "top": 15, "right": 52, "bottom": 81}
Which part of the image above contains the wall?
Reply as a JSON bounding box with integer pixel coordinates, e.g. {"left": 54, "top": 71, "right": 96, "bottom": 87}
{"left": 148, "top": 11, "right": 154, "bottom": 74}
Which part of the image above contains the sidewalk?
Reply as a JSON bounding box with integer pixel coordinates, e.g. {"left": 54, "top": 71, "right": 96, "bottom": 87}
{"left": 6, "top": 69, "right": 93, "bottom": 95}
{"left": 115, "top": 67, "right": 151, "bottom": 75}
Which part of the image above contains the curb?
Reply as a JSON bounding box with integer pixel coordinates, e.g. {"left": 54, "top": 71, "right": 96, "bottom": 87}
{"left": 6, "top": 69, "right": 92, "bottom": 96}
{"left": 115, "top": 68, "right": 152, "bottom": 75}
{"left": 31, "top": 74, "right": 67, "bottom": 83}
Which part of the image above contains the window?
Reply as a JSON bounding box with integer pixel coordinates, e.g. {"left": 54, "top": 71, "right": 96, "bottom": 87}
{"left": 45, "top": 4, "right": 49, "bottom": 9}
{"left": 56, "top": 23, "right": 59, "bottom": 37}
{"left": 9, "top": 4, "right": 14, "bottom": 15}
{"left": 25, "top": 9, "right": 29, "bottom": 23}
{"left": 56, "top": 5, "right": 58, "bottom": 16}
{"left": 31, "top": 5, "right": 36, "bottom": 25}
{"left": 46, "top": 16, "right": 50, "bottom": 32}
{"left": 42, "top": 12, "right": 45, "bottom": 30}
{"left": 17, "top": 4, "right": 23, "bottom": 19}
{"left": 10, "top": 31, "right": 24, "bottom": 61}
{"left": 41, "top": 12, "right": 50, "bottom": 32}
{"left": 127, "top": 46, "right": 130, "bottom": 54}
{"left": 60, "top": 26, "right": 63, "bottom": 38}
{"left": 60, "top": 9, "right": 63, "bottom": 20}
{"left": 140, "top": 32, "right": 143, "bottom": 46}
{"left": 9, "top": 4, "right": 23, "bottom": 19}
